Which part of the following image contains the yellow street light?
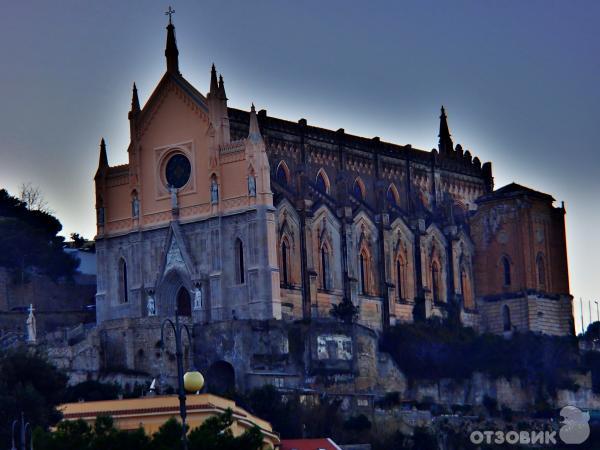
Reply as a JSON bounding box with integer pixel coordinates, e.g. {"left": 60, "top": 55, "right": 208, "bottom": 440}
{"left": 183, "top": 370, "right": 204, "bottom": 393}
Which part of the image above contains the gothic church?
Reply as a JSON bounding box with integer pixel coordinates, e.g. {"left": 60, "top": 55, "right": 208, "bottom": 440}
{"left": 94, "top": 20, "right": 573, "bottom": 337}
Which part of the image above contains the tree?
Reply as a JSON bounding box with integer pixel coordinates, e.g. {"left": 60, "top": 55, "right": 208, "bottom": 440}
{"left": 63, "top": 380, "right": 121, "bottom": 403}
{"left": 0, "top": 189, "right": 78, "bottom": 281}
{"left": 34, "top": 410, "right": 265, "bottom": 450}
{"left": 246, "top": 385, "right": 302, "bottom": 438}
{"left": 19, "top": 182, "right": 51, "bottom": 213}
{"left": 0, "top": 349, "right": 68, "bottom": 446}
{"left": 187, "top": 409, "right": 263, "bottom": 450}
{"left": 330, "top": 297, "right": 359, "bottom": 324}
{"left": 583, "top": 321, "right": 600, "bottom": 341}
{"left": 69, "top": 232, "right": 87, "bottom": 248}
{"left": 150, "top": 418, "right": 183, "bottom": 450}
{"left": 35, "top": 416, "right": 150, "bottom": 450}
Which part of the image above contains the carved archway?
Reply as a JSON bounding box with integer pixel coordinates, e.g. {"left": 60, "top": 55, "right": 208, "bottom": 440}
{"left": 207, "top": 360, "right": 236, "bottom": 395}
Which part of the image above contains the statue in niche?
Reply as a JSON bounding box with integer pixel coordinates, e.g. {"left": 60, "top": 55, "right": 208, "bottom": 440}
{"left": 210, "top": 178, "right": 219, "bottom": 204}
{"left": 193, "top": 286, "right": 203, "bottom": 310}
{"left": 248, "top": 175, "right": 256, "bottom": 197}
{"left": 132, "top": 196, "right": 140, "bottom": 218}
{"left": 147, "top": 292, "right": 156, "bottom": 316}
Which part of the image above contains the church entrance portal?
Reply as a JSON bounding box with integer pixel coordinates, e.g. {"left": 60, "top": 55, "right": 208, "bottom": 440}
{"left": 176, "top": 287, "right": 191, "bottom": 317}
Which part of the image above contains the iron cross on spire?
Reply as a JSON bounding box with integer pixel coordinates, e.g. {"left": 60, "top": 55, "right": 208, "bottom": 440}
{"left": 165, "top": 6, "right": 175, "bottom": 25}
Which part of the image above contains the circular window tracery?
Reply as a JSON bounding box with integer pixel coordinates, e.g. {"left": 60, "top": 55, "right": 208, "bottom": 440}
{"left": 165, "top": 153, "right": 191, "bottom": 188}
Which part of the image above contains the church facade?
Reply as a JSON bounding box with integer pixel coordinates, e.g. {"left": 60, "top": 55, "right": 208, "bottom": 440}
{"left": 94, "top": 21, "right": 573, "bottom": 336}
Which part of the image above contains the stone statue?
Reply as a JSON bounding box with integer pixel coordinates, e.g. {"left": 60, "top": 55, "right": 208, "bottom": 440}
{"left": 169, "top": 185, "right": 178, "bottom": 209}
{"left": 148, "top": 378, "right": 157, "bottom": 395}
{"left": 210, "top": 179, "right": 219, "bottom": 204}
{"left": 26, "top": 304, "right": 36, "bottom": 343}
{"left": 248, "top": 175, "right": 256, "bottom": 197}
{"left": 132, "top": 196, "right": 140, "bottom": 218}
{"left": 193, "top": 286, "right": 203, "bottom": 310}
{"left": 147, "top": 293, "right": 156, "bottom": 316}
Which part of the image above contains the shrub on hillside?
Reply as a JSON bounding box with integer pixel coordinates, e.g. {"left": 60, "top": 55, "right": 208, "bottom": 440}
{"left": 380, "top": 319, "right": 580, "bottom": 396}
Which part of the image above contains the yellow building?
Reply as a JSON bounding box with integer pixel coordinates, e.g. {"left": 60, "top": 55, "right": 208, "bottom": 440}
{"left": 60, "top": 393, "right": 280, "bottom": 448}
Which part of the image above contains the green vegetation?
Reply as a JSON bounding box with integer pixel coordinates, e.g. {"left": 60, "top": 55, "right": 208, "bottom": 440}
{"left": 34, "top": 411, "right": 264, "bottom": 450}
{"left": 0, "top": 189, "right": 78, "bottom": 281}
{"left": 380, "top": 318, "right": 582, "bottom": 396}
{"left": 239, "top": 385, "right": 440, "bottom": 450}
{"left": 62, "top": 380, "right": 120, "bottom": 402}
{"left": 0, "top": 349, "right": 68, "bottom": 447}
{"left": 582, "top": 321, "right": 600, "bottom": 341}
{"left": 330, "top": 297, "right": 359, "bottom": 323}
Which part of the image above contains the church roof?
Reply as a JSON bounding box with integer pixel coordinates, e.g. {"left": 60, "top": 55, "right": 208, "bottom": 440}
{"left": 170, "top": 74, "right": 209, "bottom": 112}
{"left": 477, "top": 182, "right": 555, "bottom": 203}
{"left": 99, "top": 18, "right": 491, "bottom": 185}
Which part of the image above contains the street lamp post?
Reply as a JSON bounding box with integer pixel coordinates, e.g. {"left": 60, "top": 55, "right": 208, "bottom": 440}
{"left": 10, "top": 419, "right": 18, "bottom": 450}
{"left": 595, "top": 301, "right": 599, "bottom": 323}
{"left": 24, "top": 423, "right": 32, "bottom": 450}
{"left": 160, "top": 313, "right": 192, "bottom": 450}
{"left": 10, "top": 412, "right": 32, "bottom": 450}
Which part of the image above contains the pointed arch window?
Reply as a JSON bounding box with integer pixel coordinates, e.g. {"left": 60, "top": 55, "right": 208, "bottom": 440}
{"left": 501, "top": 256, "right": 511, "bottom": 286}
{"left": 97, "top": 196, "right": 105, "bottom": 226}
{"left": 503, "top": 305, "right": 512, "bottom": 332}
{"left": 359, "top": 248, "right": 371, "bottom": 295}
{"left": 235, "top": 238, "right": 245, "bottom": 284}
{"left": 97, "top": 207, "right": 105, "bottom": 226}
{"left": 395, "top": 258, "right": 404, "bottom": 301}
{"left": 321, "top": 245, "right": 331, "bottom": 290}
{"left": 281, "top": 238, "right": 290, "bottom": 286}
{"left": 118, "top": 258, "right": 128, "bottom": 303}
{"left": 461, "top": 267, "right": 474, "bottom": 310}
{"left": 353, "top": 178, "right": 365, "bottom": 201}
{"left": 276, "top": 162, "right": 290, "bottom": 187}
{"left": 387, "top": 185, "right": 399, "bottom": 208}
{"left": 537, "top": 253, "right": 546, "bottom": 287}
{"left": 316, "top": 170, "right": 329, "bottom": 194}
{"left": 431, "top": 260, "right": 441, "bottom": 303}
{"left": 359, "top": 253, "right": 367, "bottom": 294}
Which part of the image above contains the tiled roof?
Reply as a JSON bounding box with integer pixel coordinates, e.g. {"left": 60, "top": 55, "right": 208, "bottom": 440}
{"left": 280, "top": 438, "right": 343, "bottom": 450}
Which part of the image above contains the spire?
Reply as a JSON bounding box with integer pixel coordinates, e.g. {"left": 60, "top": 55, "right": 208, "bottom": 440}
{"left": 131, "top": 83, "right": 140, "bottom": 113}
{"left": 99, "top": 138, "right": 108, "bottom": 167}
{"left": 95, "top": 138, "right": 108, "bottom": 179}
{"left": 164, "top": 8, "right": 179, "bottom": 74}
{"left": 248, "top": 104, "right": 262, "bottom": 143}
{"left": 132, "top": 83, "right": 139, "bottom": 108}
{"left": 209, "top": 63, "right": 218, "bottom": 95}
{"left": 218, "top": 74, "right": 227, "bottom": 100}
{"left": 438, "top": 105, "right": 454, "bottom": 154}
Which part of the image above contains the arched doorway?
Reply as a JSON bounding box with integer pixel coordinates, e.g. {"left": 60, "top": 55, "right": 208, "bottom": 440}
{"left": 176, "top": 287, "right": 191, "bottom": 317}
{"left": 207, "top": 360, "right": 235, "bottom": 395}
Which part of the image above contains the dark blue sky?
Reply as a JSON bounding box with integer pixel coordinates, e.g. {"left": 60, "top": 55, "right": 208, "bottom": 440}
{"left": 0, "top": 1, "right": 598, "bottom": 331}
